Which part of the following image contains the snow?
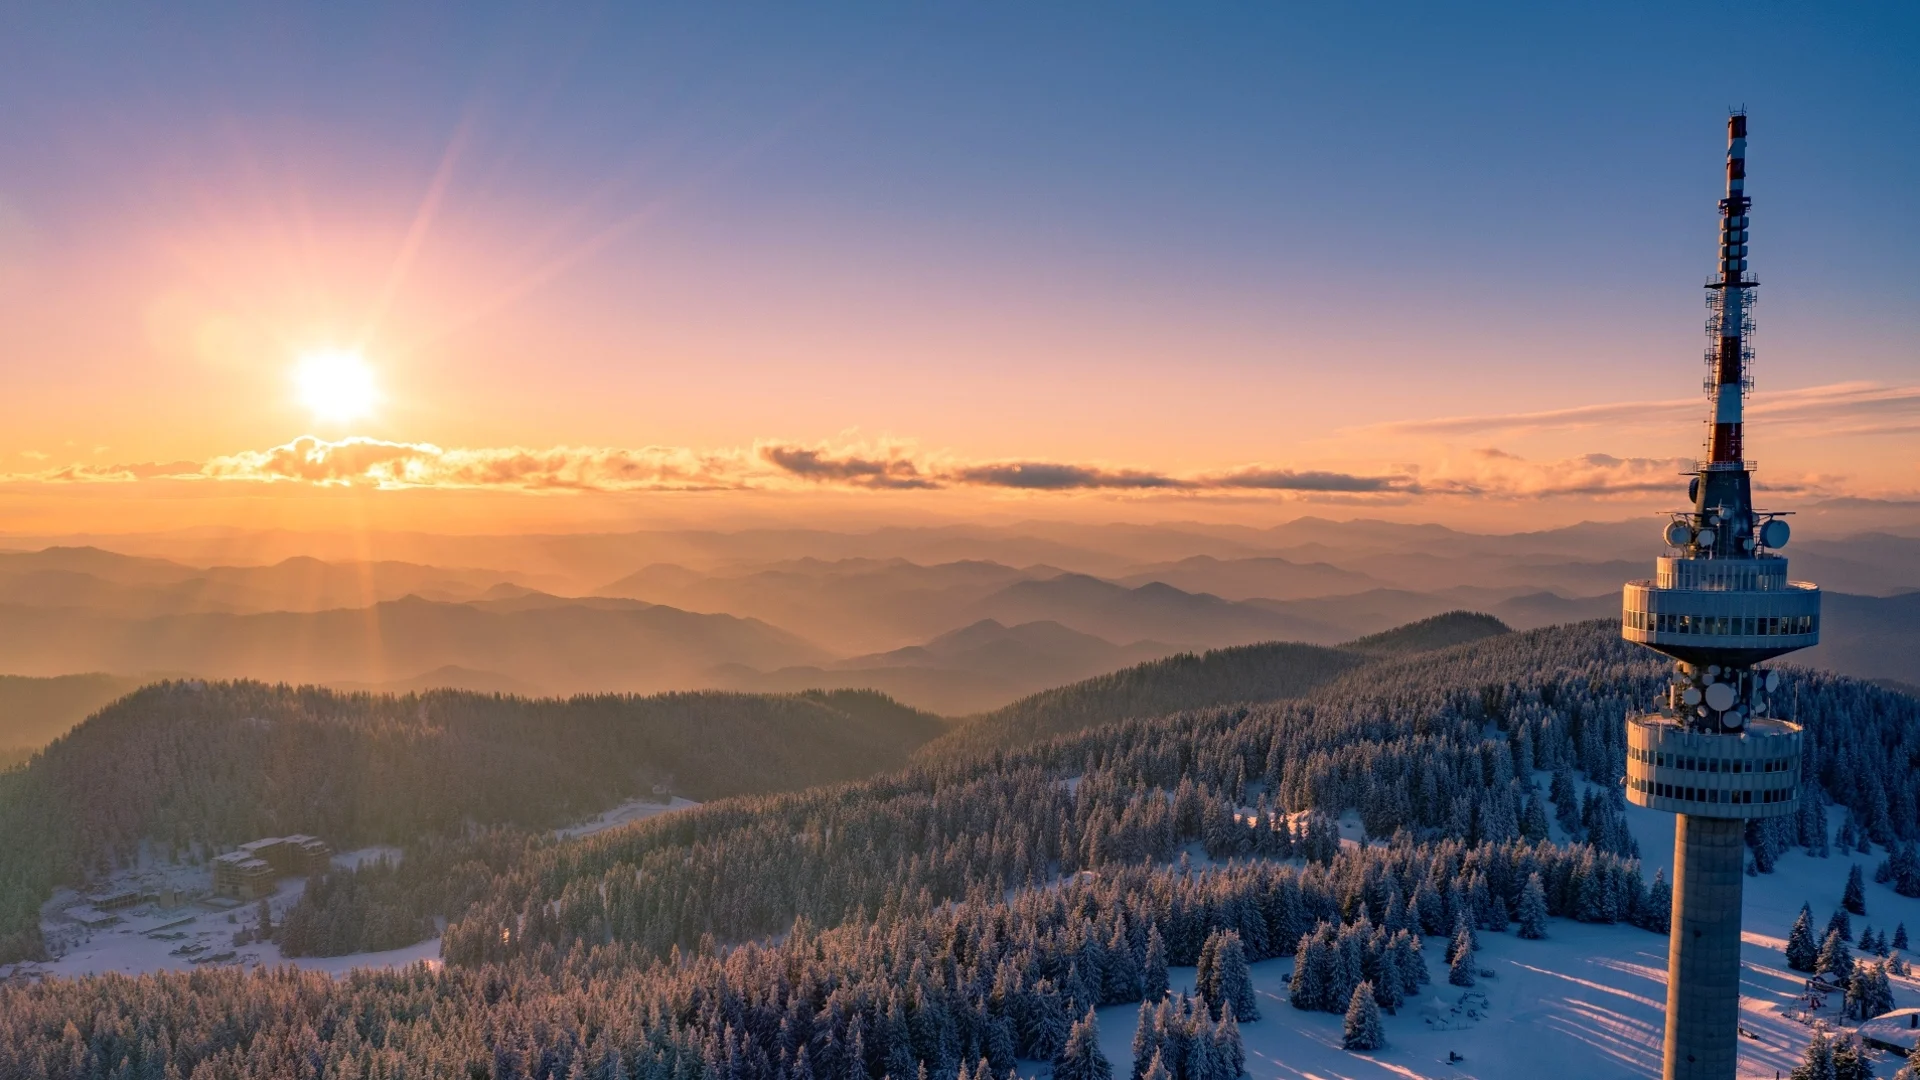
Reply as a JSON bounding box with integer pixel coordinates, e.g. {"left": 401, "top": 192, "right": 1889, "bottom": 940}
{"left": 21, "top": 870, "right": 444, "bottom": 981}
{"left": 555, "top": 795, "right": 699, "bottom": 840}
{"left": 1087, "top": 799, "right": 1920, "bottom": 1079}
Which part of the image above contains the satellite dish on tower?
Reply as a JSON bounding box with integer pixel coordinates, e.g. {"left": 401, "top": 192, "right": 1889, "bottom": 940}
{"left": 1665, "top": 521, "right": 1693, "bottom": 547}
{"left": 1761, "top": 519, "right": 1790, "bottom": 548}
{"left": 1704, "top": 682, "right": 1738, "bottom": 712}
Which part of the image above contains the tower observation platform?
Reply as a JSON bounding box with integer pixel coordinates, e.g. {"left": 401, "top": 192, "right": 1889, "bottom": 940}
{"left": 1620, "top": 113, "right": 1821, "bottom": 1080}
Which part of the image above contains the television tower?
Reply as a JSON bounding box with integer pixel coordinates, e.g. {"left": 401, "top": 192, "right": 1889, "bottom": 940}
{"left": 1621, "top": 113, "right": 1822, "bottom": 1080}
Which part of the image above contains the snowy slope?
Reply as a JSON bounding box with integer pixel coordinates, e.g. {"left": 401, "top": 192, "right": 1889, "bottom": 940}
{"left": 1088, "top": 801, "right": 1918, "bottom": 1079}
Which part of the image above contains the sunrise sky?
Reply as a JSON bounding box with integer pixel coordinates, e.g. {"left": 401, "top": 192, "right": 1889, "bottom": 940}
{"left": 2, "top": 5, "right": 1916, "bottom": 535}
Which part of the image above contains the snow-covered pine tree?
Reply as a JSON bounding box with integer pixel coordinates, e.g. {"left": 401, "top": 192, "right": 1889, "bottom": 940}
{"left": 1817, "top": 929, "right": 1855, "bottom": 984}
{"left": 1448, "top": 925, "right": 1476, "bottom": 987}
{"left": 1799, "top": 796, "right": 1831, "bottom": 857}
{"left": 1212, "top": 1002, "right": 1245, "bottom": 1078}
{"left": 1550, "top": 765, "right": 1579, "bottom": 832}
{"left": 1054, "top": 1009, "right": 1112, "bottom": 1080}
{"left": 1516, "top": 872, "right": 1549, "bottom": 940}
{"left": 1211, "top": 930, "right": 1258, "bottom": 1021}
{"left": 1897, "top": 923, "right": 1911, "bottom": 952}
{"left": 1143, "top": 926, "right": 1169, "bottom": 1001}
{"left": 1142, "top": 1051, "right": 1171, "bottom": 1080}
{"left": 1787, "top": 905, "right": 1822, "bottom": 972}
{"left": 1342, "top": 982, "right": 1385, "bottom": 1051}
{"left": 1287, "top": 930, "right": 1324, "bottom": 1011}
{"left": 1372, "top": 954, "right": 1404, "bottom": 1014}
{"left": 1844, "top": 865, "right": 1868, "bottom": 916}
{"left": 1028, "top": 980, "right": 1071, "bottom": 1061}
{"left": 1130, "top": 1001, "right": 1158, "bottom": 1080}
{"left": 1106, "top": 922, "right": 1144, "bottom": 1003}
{"left": 1390, "top": 931, "right": 1422, "bottom": 998}
{"left": 1520, "top": 795, "right": 1550, "bottom": 843}
{"left": 1827, "top": 908, "right": 1854, "bottom": 943}
{"left": 1833, "top": 1033, "right": 1872, "bottom": 1080}
{"left": 1790, "top": 1030, "right": 1836, "bottom": 1080}
{"left": 1641, "top": 869, "right": 1673, "bottom": 934}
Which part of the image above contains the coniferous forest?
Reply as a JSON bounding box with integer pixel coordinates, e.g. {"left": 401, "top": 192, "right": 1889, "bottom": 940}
{"left": 2, "top": 620, "right": 1918, "bottom": 1080}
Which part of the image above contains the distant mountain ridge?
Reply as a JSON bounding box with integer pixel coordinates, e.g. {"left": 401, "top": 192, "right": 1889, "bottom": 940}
{"left": 0, "top": 594, "right": 825, "bottom": 694}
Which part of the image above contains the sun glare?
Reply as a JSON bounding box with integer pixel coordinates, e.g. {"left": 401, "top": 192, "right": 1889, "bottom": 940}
{"left": 295, "top": 350, "right": 379, "bottom": 423}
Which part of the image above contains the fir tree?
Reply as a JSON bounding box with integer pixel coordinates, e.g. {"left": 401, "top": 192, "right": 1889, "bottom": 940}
{"left": 1448, "top": 925, "right": 1476, "bottom": 988}
{"left": 1897, "top": 923, "right": 1911, "bottom": 952}
{"left": 1142, "top": 1051, "right": 1171, "bottom": 1080}
{"left": 1845, "top": 865, "right": 1868, "bottom": 916}
{"left": 1791, "top": 1031, "right": 1837, "bottom": 1080}
{"left": 1642, "top": 869, "right": 1673, "bottom": 935}
{"left": 1028, "top": 980, "right": 1071, "bottom": 1061}
{"left": 1054, "top": 1009, "right": 1112, "bottom": 1080}
{"left": 1818, "top": 929, "right": 1855, "bottom": 984}
{"left": 1516, "top": 872, "right": 1548, "bottom": 940}
{"left": 1130, "top": 1002, "right": 1157, "bottom": 1080}
{"left": 1106, "top": 922, "right": 1144, "bottom": 1004}
{"left": 1549, "top": 766, "right": 1579, "bottom": 832}
{"left": 1287, "top": 931, "right": 1320, "bottom": 1011}
{"left": 1372, "top": 956, "right": 1404, "bottom": 1014}
{"left": 1196, "top": 931, "right": 1220, "bottom": 1008}
{"left": 1142, "top": 926, "right": 1169, "bottom": 1001}
{"left": 1833, "top": 1033, "right": 1873, "bottom": 1080}
{"left": 1520, "top": 795, "right": 1551, "bottom": 843}
{"left": 1342, "top": 983, "right": 1385, "bottom": 1052}
{"left": 1787, "top": 905, "right": 1821, "bottom": 973}
{"left": 1212, "top": 1002, "right": 1245, "bottom": 1078}
{"left": 1828, "top": 908, "right": 1855, "bottom": 943}
{"left": 1201, "top": 930, "right": 1258, "bottom": 1022}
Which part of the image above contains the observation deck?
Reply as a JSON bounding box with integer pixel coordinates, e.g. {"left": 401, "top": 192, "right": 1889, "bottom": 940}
{"left": 1621, "top": 554, "right": 1820, "bottom": 666}
{"left": 1625, "top": 714, "right": 1801, "bottom": 819}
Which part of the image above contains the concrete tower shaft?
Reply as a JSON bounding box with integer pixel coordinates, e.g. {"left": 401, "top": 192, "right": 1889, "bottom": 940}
{"left": 1620, "top": 115, "right": 1820, "bottom": 1080}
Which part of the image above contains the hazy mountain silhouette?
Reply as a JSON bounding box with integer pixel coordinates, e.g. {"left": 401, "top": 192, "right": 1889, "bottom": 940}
{"left": 1113, "top": 554, "right": 1383, "bottom": 600}
{"left": 0, "top": 595, "right": 826, "bottom": 693}
{"left": 714, "top": 618, "right": 1179, "bottom": 714}
{"left": 966, "top": 574, "right": 1346, "bottom": 647}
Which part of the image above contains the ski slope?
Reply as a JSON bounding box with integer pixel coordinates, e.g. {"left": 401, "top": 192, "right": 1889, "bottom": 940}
{"left": 1093, "top": 800, "right": 1916, "bottom": 1079}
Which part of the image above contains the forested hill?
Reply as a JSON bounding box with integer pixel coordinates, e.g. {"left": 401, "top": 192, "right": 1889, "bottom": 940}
{"left": 0, "top": 672, "right": 147, "bottom": 768}
{"left": 918, "top": 611, "right": 1512, "bottom": 761}
{"left": 0, "top": 682, "right": 944, "bottom": 960}
{"left": 918, "top": 641, "right": 1367, "bottom": 760}
{"left": 1339, "top": 610, "right": 1511, "bottom": 655}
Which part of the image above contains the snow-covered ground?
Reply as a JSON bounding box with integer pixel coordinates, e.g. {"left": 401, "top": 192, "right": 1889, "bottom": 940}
{"left": 555, "top": 795, "right": 699, "bottom": 840}
{"left": 20, "top": 848, "right": 446, "bottom": 981}
{"left": 7, "top": 798, "right": 702, "bottom": 984}
{"left": 1091, "top": 795, "right": 1919, "bottom": 1079}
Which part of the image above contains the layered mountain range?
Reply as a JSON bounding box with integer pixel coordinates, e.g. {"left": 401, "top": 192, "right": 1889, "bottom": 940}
{"left": 1, "top": 515, "right": 1914, "bottom": 720}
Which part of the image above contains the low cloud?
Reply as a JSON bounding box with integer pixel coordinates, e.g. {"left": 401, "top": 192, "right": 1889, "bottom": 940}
{"left": 947, "top": 462, "right": 1190, "bottom": 490}
{"left": 756, "top": 443, "right": 934, "bottom": 489}
{"left": 200, "top": 436, "right": 750, "bottom": 492}
{"left": 0, "top": 435, "right": 1840, "bottom": 503}
{"left": 1204, "top": 468, "right": 1404, "bottom": 493}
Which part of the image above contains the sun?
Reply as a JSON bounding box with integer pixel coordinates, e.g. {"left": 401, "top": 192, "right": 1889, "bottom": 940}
{"left": 294, "top": 350, "right": 379, "bottom": 423}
